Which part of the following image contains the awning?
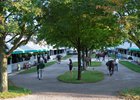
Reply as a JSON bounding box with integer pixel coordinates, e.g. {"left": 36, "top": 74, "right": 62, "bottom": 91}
{"left": 129, "top": 48, "right": 140, "bottom": 52}
{"left": 20, "top": 45, "right": 38, "bottom": 53}
{"left": 7, "top": 41, "right": 49, "bottom": 54}
{"left": 26, "top": 42, "right": 49, "bottom": 52}
{"left": 12, "top": 48, "right": 24, "bottom": 54}
{"left": 6, "top": 43, "right": 24, "bottom": 54}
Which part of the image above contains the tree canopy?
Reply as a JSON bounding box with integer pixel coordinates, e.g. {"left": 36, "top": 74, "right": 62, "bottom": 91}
{"left": 103, "top": 0, "right": 140, "bottom": 48}
{"left": 38, "top": 0, "right": 123, "bottom": 80}
{"left": 38, "top": 0, "right": 123, "bottom": 49}
{"left": 1, "top": 0, "right": 139, "bottom": 93}
{"left": 0, "top": 0, "right": 42, "bottom": 92}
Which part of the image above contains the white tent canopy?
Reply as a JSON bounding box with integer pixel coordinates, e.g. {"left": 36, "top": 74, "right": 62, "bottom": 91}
{"left": 6, "top": 35, "right": 50, "bottom": 54}
{"left": 116, "top": 41, "right": 139, "bottom": 49}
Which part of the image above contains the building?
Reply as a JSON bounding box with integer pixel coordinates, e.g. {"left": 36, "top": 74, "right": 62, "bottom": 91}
{"left": 116, "top": 41, "right": 140, "bottom": 64}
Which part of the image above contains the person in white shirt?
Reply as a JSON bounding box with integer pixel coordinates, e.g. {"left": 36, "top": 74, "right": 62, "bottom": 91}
{"left": 115, "top": 58, "right": 119, "bottom": 71}
{"left": 40, "top": 57, "right": 44, "bottom": 63}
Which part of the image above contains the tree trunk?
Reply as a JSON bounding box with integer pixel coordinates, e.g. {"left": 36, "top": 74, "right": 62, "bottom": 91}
{"left": 85, "top": 48, "right": 88, "bottom": 57}
{"left": 134, "top": 40, "right": 140, "bottom": 48}
{"left": 82, "top": 49, "right": 85, "bottom": 70}
{"left": 128, "top": 28, "right": 140, "bottom": 48}
{"left": 77, "top": 39, "right": 81, "bottom": 80}
{"left": 77, "top": 47, "right": 81, "bottom": 80}
{"left": 85, "top": 48, "right": 88, "bottom": 67}
{"left": 0, "top": 41, "right": 8, "bottom": 92}
{"left": 0, "top": 2, "right": 8, "bottom": 92}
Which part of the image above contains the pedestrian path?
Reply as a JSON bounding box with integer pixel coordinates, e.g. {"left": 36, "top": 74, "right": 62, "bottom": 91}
{"left": 8, "top": 55, "right": 140, "bottom": 100}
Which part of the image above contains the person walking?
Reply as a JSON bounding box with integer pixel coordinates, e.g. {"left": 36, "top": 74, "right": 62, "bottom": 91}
{"left": 56, "top": 55, "right": 61, "bottom": 64}
{"left": 115, "top": 58, "right": 119, "bottom": 71}
{"left": 37, "top": 63, "right": 40, "bottom": 79}
{"left": 47, "top": 55, "right": 50, "bottom": 60}
{"left": 37, "top": 61, "right": 45, "bottom": 80}
{"left": 17, "top": 64, "right": 21, "bottom": 71}
{"left": 68, "top": 59, "right": 73, "bottom": 77}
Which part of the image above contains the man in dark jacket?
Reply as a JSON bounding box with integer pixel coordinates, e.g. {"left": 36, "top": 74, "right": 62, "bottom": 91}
{"left": 37, "top": 62, "right": 45, "bottom": 80}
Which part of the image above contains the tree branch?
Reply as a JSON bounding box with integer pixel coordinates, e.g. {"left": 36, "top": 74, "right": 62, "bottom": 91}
{"left": 5, "top": 34, "right": 18, "bottom": 43}
{"left": 7, "top": 34, "right": 32, "bottom": 56}
{"left": 128, "top": 31, "right": 140, "bottom": 48}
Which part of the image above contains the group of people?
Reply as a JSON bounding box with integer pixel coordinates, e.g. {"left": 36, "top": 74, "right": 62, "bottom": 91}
{"left": 37, "top": 54, "right": 50, "bottom": 64}
{"left": 106, "top": 58, "right": 119, "bottom": 76}
{"left": 36, "top": 54, "right": 51, "bottom": 80}
{"left": 36, "top": 54, "right": 50, "bottom": 80}
{"left": 84, "top": 56, "right": 92, "bottom": 67}
{"left": 35, "top": 53, "right": 119, "bottom": 80}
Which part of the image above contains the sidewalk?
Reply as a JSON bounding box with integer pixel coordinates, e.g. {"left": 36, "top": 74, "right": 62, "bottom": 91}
{"left": 8, "top": 55, "right": 140, "bottom": 100}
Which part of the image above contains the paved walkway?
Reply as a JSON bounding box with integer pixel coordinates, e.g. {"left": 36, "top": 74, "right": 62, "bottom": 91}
{"left": 7, "top": 55, "right": 140, "bottom": 100}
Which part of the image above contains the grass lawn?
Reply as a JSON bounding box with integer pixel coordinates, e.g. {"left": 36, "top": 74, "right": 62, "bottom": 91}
{"left": 20, "top": 61, "right": 56, "bottom": 74}
{"left": 62, "top": 55, "right": 72, "bottom": 60}
{"left": 0, "top": 81, "right": 31, "bottom": 99}
{"left": 73, "top": 61, "right": 102, "bottom": 67}
{"left": 120, "top": 61, "right": 140, "bottom": 73}
{"left": 120, "top": 87, "right": 140, "bottom": 100}
{"left": 57, "top": 70, "right": 104, "bottom": 83}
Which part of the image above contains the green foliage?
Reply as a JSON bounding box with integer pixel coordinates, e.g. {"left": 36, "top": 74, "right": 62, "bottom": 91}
{"left": 38, "top": 0, "right": 123, "bottom": 80}
{"left": 108, "top": 0, "right": 140, "bottom": 47}
{"left": 0, "top": 0, "right": 42, "bottom": 35}
{"left": 20, "top": 61, "right": 56, "bottom": 74}
{"left": 0, "top": 0, "right": 44, "bottom": 93}
{"left": 57, "top": 70, "right": 104, "bottom": 83}
{"left": 73, "top": 61, "right": 102, "bottom": 67}
{"left": 120, "top": 61, "right": 140, "bottom": 73}
{"left": 0, "top": 81, "right": 31, "bottom": 99}
{"left": 120, "top": 87, "right": 140, "bottom": 100}
{"left": 38, "top": 0, "right": 123, "bottom": 49}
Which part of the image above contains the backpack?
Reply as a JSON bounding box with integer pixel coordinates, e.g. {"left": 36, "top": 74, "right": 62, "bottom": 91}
{"left": 39, "top": 63, "right": 45, "bottom": 69}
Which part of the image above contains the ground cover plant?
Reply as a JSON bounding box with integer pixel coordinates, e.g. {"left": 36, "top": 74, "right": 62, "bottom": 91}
{"left": 120, "top": 61, "right": 140, "bottom": 73}
{"left": 58, "top": 70, "right": 104, "bottom": 83}
{"left": 62, "top": 55, "right": 72, "bottom": 60}
{"left": 73, "top": 61, "right": 102, "bottom": 67}
{"left": 120, "top": 87, "right": 140, "bottom": 100}
{"left": 0, "top": 81, "right": 31, "bottom": 99}
{"left": 20, "top": 61, "right": 56, "bottom": 74}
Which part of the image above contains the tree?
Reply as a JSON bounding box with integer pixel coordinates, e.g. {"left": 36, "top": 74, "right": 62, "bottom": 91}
{"left": 0, "top": 0, "right": 42, "bottom": 92}
{"left": 38, "top": 0, "right": 123, "bottom": 80}
{"left": 102, "top": 0, "right": 140, "bottom": 47}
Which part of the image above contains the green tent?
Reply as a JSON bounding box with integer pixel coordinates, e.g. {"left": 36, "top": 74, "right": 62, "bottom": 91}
{"left": 12, "top": 48, "right": 24, "bottom": 54}
{"left": 129, "top": 48, "right": 140, "bottom": 52}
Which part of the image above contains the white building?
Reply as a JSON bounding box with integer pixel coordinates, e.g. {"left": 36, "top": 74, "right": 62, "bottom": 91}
{"left": 116, "top": 41, "right": 140, "bottom": 63}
